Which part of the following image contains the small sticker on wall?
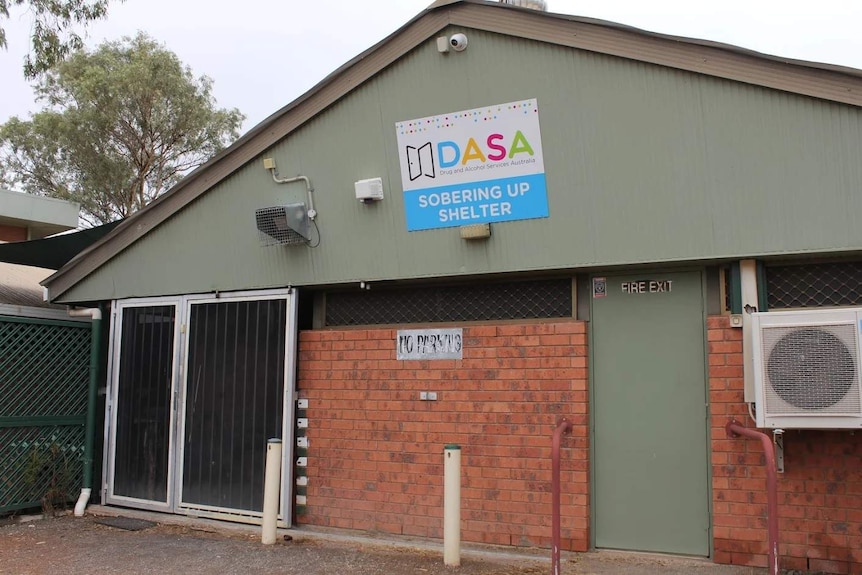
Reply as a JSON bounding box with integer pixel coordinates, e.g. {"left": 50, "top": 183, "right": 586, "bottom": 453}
{"left": 593, "top": 277, "right": 607, "bottom": 298}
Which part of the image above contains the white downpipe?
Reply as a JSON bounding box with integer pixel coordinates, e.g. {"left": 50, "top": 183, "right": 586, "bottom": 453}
{"left": 68, "top": 308, "right": 102, "bottom": 321}
{"left": 73, "top": 488, "right": 91, "bottom": 517}
{"left": 443, "top": 444, "right": 461, "bottom": 567}
{"left": 261, "top": 439, "right": 283, "bottom": 544}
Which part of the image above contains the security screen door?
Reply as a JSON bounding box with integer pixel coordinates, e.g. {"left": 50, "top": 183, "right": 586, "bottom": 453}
{"left": 107, "top": 302, "right": 179, "bottom": 510}
{"left": 178, "top": 296, "right": 287, "bottom": 514}
{"left": 106, "top": 290, "right": 295, "bottom": 521}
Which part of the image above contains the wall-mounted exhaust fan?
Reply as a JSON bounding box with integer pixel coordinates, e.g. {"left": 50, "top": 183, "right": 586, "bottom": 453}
{"left": 255, "top": 203, "right": 310, "bottom": 246}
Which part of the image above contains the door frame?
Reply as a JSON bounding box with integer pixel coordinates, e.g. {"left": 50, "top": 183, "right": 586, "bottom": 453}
{"left": 103, "top": 288, "right": 298, "bottom": 524}
{"left": 587, "top": 268, "right": 714, "bottom": 557}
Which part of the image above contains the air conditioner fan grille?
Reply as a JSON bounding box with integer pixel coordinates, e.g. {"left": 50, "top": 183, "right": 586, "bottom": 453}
{"left": 762, "top": 325, "right": 861, "bottom": 413}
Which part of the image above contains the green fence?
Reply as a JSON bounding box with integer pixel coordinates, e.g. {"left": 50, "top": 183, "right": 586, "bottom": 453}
{"left": 0, "top": 315, "right": 91, "bottom": 514}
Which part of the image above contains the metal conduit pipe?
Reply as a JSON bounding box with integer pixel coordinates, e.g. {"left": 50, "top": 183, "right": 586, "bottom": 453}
{"left": 551, "top": 417, "right": 573, "bottom": 575}
{"left": 725, "top": 420, "right": 779, "bottom": 575}
{"left": 68, "top": 306, "right": 102, "bottom": 517}
{"left": 268, "top": 170, "right": 317, "bottom": 220}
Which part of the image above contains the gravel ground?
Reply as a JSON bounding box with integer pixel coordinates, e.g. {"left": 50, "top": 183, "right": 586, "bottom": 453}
{"left": 0, "top": 513, "right": 765, "bottom": 575}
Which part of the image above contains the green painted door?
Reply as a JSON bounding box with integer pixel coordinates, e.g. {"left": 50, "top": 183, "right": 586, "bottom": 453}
{"left": 591, "top": 271, "right": 709, "bottom": 556}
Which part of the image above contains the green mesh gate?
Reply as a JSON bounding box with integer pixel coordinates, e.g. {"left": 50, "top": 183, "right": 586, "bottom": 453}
{"left": 0, "top": 315, "right": 91, "bottom": 514}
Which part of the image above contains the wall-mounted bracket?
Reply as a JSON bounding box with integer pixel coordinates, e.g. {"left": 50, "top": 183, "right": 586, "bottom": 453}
{"left": 773, "top": 429, "right": 784, "bottom": 473}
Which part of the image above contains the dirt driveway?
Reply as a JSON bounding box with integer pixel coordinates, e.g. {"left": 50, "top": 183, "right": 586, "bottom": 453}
{"left": 0, "top": 511, "right": 765, "bottom": 575}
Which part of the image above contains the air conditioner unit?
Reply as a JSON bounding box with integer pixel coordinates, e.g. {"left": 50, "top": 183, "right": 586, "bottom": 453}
{"left": 751, "top": 308, "right": 862, "bottom": 429}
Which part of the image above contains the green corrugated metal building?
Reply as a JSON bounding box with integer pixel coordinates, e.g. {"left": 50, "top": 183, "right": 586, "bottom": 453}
{"left": 40, "top": 1, "right": 862, "bottom": 571}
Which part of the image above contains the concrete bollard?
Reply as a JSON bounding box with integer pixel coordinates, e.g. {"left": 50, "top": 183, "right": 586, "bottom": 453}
{"left": 444, "top": 444, "right": 461, "bottom": 567}
{"left": 261, "top": 438, "right": 283, "bottom": 545}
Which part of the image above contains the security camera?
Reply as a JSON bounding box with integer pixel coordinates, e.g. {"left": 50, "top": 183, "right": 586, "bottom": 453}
{"left": 449, "top": 33, "right": 468, "bottom": 52}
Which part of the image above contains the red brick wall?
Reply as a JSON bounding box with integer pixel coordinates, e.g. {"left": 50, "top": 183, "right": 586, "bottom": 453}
{"left": 709, "top": 316, "right": 862, "bottom": 575}
{"left": 0, "top": 224, "right": 27, "bottom": 242}
{"left": 297, "top": 321, "right": 589, "bottom": 550}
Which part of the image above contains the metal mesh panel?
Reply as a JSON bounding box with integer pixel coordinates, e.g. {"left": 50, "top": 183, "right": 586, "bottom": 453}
{"left": 760, "top": 323, "right": 862, "bottom": 415}
{"left": 766, "top": 262, "right": 862, "bottom": 309}
{"left": 255, "top": 204, "right": 309, "bottom": 246}
{"left": 0, "top": 426, "right": 85, "bottom": 513}
{"left": 0, "top": 316, "right": 89, "bottom": 513}
{"left": 325, "top": 278, "right": 572, "bottom": 326}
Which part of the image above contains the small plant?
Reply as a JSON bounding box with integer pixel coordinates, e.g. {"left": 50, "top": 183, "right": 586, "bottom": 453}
{"left": 23, "top": 439, "right": 79, "bottom": 517}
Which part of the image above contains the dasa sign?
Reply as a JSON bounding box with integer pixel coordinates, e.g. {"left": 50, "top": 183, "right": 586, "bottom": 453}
{"left": 396, "top": 99, "right": 549, "bottom": 231}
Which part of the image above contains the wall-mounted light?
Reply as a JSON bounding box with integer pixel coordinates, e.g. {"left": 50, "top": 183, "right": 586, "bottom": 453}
{"left": 460, "top": 223, "right": 491, "bottom": 240}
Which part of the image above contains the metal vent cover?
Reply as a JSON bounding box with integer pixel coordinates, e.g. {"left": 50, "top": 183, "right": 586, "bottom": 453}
{"left": 760, "top": 323, "right": 861, "bottom": 415}
{"left": 767, "top": 262, "right": 862, "bottom": 309}
{"left": 325, "top": 278, "right": 573, "bottom": 326}
{"left": 255, "top": 204, "right": 310, "bottom": 246}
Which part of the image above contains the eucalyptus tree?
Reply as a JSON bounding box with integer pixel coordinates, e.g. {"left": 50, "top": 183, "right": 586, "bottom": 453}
{"left": 0, "top": 33, "right": 245, "bottom": 225}
{"left": 0, "top": 0, "right": 120, "bottom": 78}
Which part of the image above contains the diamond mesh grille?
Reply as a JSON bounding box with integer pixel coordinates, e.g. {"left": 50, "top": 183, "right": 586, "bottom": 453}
{"left": 0, "top": 316, "right": 90, "bottom": 513}
{"left": 325, "top": 278, "right": 572, "bottom": 326}
{"left": 766, "top": 262, "right": 862, "bottom": 309}
{"left": 761, "top": 323, "right": 862, "bottom": 415}
{"left": 0, "top": 320, "right": 90, "bottom": 417}
{"left": 0, "top": 426, "right": 85, "bottom": 512}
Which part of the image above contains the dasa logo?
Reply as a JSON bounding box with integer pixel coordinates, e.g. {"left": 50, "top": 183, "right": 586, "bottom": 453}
{"left": 405, "top": 131, "right": 534, "bottom": 181}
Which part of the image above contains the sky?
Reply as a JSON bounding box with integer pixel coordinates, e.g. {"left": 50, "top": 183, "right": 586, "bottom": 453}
{"left": 1, "top": 0, "right": 861, "bottom": 134}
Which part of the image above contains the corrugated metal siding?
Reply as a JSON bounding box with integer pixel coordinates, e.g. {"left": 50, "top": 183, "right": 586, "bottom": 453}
{"left": 59, "top": 29, "right": 862, "bottom": 302}
{"left": 0, "top": 263, "right": 63, "bottom": 309}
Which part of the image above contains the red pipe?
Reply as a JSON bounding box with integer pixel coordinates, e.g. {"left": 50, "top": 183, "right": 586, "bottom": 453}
{"left": 725, "top": 420, "right": 779, "bottom": 575}
{"left": 552, "top": 417, "right": 573, "bottom": 575}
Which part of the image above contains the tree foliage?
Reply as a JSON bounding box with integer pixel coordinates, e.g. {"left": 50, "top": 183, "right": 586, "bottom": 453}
{"left": 0, "top": 33, "right": 245, "bottom": 225}
{"left": 0, "top": 0, "right": 117, "bottom": 78}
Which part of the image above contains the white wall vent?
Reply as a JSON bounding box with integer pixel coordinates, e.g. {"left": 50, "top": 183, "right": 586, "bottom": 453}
{"left": 751, "top": 308, "right": 862, "bottom": 429}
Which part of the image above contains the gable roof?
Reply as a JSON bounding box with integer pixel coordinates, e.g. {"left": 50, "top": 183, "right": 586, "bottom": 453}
{"left": 43, "top": 0, "right": 862, "bottom": 301}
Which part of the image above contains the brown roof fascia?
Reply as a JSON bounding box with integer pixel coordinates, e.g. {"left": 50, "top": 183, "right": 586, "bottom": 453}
{"left": 44, "top": 0, "right": 862, "bottom": 300}
{"left": 454, "top": 3, "right": 862, "bottom": 106}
